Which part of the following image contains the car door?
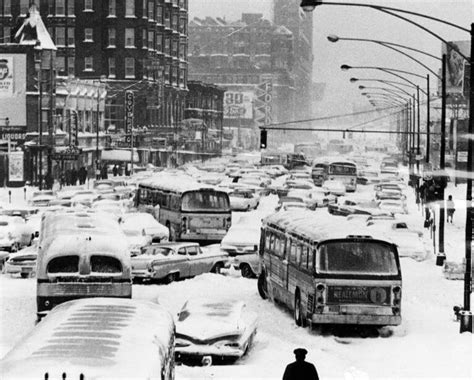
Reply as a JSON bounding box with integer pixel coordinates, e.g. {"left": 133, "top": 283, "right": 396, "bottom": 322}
{"left": 176, "top": 247, "right": 191, "bottom": 278}
{"left": 186, "top": 245, "right": 204, "bottom": 276}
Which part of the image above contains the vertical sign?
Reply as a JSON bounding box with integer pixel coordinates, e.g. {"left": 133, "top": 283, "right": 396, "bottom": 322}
{"left": 71, "top": 111, "right": 78, "bottom": 146}
{"left": 124, "top": 90, "right": 134, "bottom": 147}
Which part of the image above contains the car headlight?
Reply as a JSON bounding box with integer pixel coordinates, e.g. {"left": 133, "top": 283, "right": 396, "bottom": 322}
{"left": 220, "top": 244, "right": 235, "bottom": 251}
{"left": 215, "top": 340, "right": 240, "bottom": 348}
{"left": 176, "top": 338, "right": 191, "bottom": 347}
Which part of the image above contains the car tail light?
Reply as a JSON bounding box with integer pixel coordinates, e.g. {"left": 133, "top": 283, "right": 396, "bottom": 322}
{"left": 392, "top": 286, "right": 402, "bottom": 310}
{"left": 181, "top": 217, "right": 187, "bottom": 232}
{"left": 225, "top": 217, "right": 231, "bottom": 229}
{"left": 315, "top": 283, "right": 326, "bottom": 313}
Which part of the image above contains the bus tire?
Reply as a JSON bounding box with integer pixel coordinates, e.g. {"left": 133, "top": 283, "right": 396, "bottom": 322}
{"left": 294, "top": 291, "right": 306, "bottom": 327}
{"left": 257, "top": 272, "right": 268, "bottom": 300}
{"left": 241, "top": 264, "right": 255, "bottom": 279}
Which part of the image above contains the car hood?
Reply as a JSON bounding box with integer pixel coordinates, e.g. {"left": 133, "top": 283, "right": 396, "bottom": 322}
{"left": 177, "top": 319, "right": 240, "bottom": 342}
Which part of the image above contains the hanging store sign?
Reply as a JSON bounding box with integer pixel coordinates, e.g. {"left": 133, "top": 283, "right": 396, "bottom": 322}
{"left": 124, "top": 90, "right": 134, "bottom": 134}
{"left": 51, "top": 145, "right": 82, "bottom": 161}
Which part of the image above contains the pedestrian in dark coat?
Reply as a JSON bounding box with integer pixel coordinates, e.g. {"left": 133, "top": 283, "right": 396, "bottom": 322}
{"left": 71, "top": 168, "right": 78, "bottom": 186}
{"left": 78, "top": 166, "right": 87, "bottom": 185}
{"left": 283, "top": 348, "right": 319, "bottom": 380}
{"left": 113, "top": 165, "right": 118, "bottom": 177}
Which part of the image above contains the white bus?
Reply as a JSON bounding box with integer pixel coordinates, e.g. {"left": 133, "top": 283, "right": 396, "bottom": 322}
{"left": 1, "top": 298, "right": 175, "bottom": 379}
{"left": 328, "top": 160, "right": 358, "bottom": 192}
{"left": 258, "top": 210, "right": 402, "bottom": 328}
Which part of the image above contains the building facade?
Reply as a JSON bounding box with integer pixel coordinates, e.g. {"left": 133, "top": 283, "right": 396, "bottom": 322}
{"left": 187, "top": 13, "right": 296, "bottom": 150}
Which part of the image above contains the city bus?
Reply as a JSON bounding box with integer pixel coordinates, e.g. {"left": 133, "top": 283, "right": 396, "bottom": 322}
{"left": 36, "top": 211, "right": 132, "bottom": 319}
{"left": 1, "top": 298, "right": 175, "bottom": 379}
{"left": 311, "top": 160, "right": 330, "bottom": 186}
{"left": 257, "top": 210, "right": 402, "bottom": 328}
{"left": 136, "top": 174, "right": 232, "bottom": 243}
{"left": 328, "top": 160, "right": 358, "bottom": 192}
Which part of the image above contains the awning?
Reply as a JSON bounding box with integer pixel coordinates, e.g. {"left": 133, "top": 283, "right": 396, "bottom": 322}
{"left": 101, "top": 149, "right": 139, "bottom": 163}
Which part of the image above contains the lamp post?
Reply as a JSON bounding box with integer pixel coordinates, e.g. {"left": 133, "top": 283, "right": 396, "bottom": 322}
{"left": 301, "top": 0, "right": 473, "bottom": 334}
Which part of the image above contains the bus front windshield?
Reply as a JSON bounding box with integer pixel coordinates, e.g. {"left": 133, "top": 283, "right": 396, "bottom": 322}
{"left": 317, "top": 241, "right": 398, "bottom": 275}
{"left": 182, "top": 191, "right": 230, "bottom": 212}
{"left": 330, "top": 163, "right": 357, "bottom": 176}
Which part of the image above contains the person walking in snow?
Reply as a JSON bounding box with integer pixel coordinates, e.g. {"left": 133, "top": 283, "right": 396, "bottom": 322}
{"left": 446, "top": 194, "right": 455, "bottom": 224}
{"left": 283, "top": 348, "right": 319, "bottom": 380}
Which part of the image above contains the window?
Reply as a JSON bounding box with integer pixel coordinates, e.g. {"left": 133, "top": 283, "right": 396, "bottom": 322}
{"left": 142, "top": 29, "right": 147, "bottom": 48}
{"left": 187, "top": 246, "right": 198, "bottom": 256}
{"left": 84, "top": 28, "right": 93, "bottom": 42}
{"left": 84, "top": 56, "right": 93, "bottom": 71}
{"left": 125, "top": 0, "right": 135, "bottom": 16}
{"left": 67, "top": 0, "right": 75, "bottom": 15}
{"left": 108, "top": 57, "right": 116, "bottom": 78}
{"left": 55, "top": 0, "right": 65, "bottom": 15}
{"left": 148, "top": 1, "right": 154, "bottom": 19}
{"left": 125, "top": 57, "right": 135, "bottom": 78}
{"left": 2, "top": 27, "right": 11, "bottom": 43}
{"left": 156, "top": 33, "right": 162, "bottom": 51}
{"left": 55, "top": 27, "right": 65, "bottom": 46}
{"left": 3, "top": 0, "right": 11, "bottom": 15}
{"left": 67, "top": 57, "right": 75, "bottom": 76}
{"left": 91, "top": 256, "right": 122, "bottom": 273}
{"left": 156, "top": 6, "right": 162, "bottom": 23}
{"left": 300, "top": 246, "right": 309, "bottom": 269}
{"left": 67, "top": 27, "right": 75, "bottom": 46}
{"left": 148, "top": 31, "right": 154, "bottom": 50}
{"left": 47, "top": 256, "right": 79, "bottom": 273}
{"left": 108, "top": 0, "right": 116, "bottom": 16}
{"left": 84, "top": 0, "right": 93, "bottom": 11}
{"left": 56, "top": 56, "right": 66, "bottom": 72}
{"left": 142, "top": 0, "right": 147, "bottom": 17}
{"left": 125, "top": 28, "right": 135, "bottom": 47}
{"left": 108, "top": 28, "right": 116, "bottom": 47}
{"left": 20, "top": 0, "right": 29, "bottom": 14}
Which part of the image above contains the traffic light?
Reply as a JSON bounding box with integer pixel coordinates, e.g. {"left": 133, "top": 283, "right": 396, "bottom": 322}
{"left": 260, "top": 129, "right": 267, "bottom": 149}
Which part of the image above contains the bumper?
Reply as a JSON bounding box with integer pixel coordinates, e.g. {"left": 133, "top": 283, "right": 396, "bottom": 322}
{"left": 311, "top": 313, "right": 401, "bottom": 326}
{"left": 5, "top": 262, "right": 35, "bottom": 275}
{"left": 131, "top": 269, "right": 154, "bottom": 279}
{"left": 181, "top": 230, "right": 227, "bottom": 242}
{"left": 176, "top": 345, "right": 244, "bottom": 360}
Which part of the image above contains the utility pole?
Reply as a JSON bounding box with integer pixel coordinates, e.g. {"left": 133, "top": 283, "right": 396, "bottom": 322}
{"left": 438, "top": 54, "right": 447, "bottom": 263}
{"left": 38, "top": 55, "right": 43, "bottom": 191}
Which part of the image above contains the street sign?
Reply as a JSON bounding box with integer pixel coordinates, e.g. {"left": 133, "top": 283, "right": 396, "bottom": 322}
{"left": 124, "top": 91, "right": 134, "bottom": 134}
{"left": 457, "top": 151, "right": 468, "bottom": 162}
{"left": 51, "top": 145, "right": 82, "bottom": 161}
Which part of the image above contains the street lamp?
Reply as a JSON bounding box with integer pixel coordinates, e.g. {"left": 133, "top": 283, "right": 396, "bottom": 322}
{"left": 301, "top": 0, "right": 473, "bottom": 334}
{"left": 359, "top": 85, "right": 412, "bottom": 98}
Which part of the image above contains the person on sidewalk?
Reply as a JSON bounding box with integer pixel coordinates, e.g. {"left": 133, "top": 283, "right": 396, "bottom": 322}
{"left": 283, "top": 348, "right": 319, "bottom": 380}
{"left": 446, "top": 194, "right": 455, "bottom": 224}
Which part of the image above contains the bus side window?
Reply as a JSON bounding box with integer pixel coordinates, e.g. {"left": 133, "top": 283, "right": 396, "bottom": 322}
{"left": 300, "top": 245, "right": 308, "bottom": 269}
{"left": 269, "top": 233, "right": 275, "bottom": 252}
{"left": 308, "top": 249, "right": 315, "bottom": 271}
{"left": 289, "top": 240, "right": 297, "bottom": 264}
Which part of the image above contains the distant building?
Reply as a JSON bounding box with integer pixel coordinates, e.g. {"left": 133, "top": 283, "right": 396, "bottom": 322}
{"left": 188, "top": 13, "right": 296, "bottom": 149}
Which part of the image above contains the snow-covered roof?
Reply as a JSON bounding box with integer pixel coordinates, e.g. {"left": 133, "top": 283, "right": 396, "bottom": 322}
{"left": 1, "top": 298, "right": 174, "bottom": 379}
{"left": 14, "top": 5, "right": 56, "bottom": 50}
{"left": 138, "top": 173, "right": 219, "bottom": 194}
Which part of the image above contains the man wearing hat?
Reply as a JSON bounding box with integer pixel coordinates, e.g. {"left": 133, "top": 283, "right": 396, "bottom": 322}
{"left": 283, "top": 348, "right": 320, "bottom": 380}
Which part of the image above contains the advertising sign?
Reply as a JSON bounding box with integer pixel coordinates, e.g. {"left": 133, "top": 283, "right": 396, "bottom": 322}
{"left": 224, "top": 91, "right": 253, "bottom": 120}
{"left": 442, "top": 41, "right": 470, "bottom": 94}
{"left": 0, "top": 57, "right": 13, "bottom": 96}
{"left": 124, "top": 91, "right": 134, "bottom": 135}
{"left": 0, "top": 54, "right": 26, "bottom": 127}
{"left": 8, "top": 151, "right": 24, "bottom": 181}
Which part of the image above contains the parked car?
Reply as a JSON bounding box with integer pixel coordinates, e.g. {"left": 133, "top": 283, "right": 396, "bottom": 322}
{"left": 322, "top": 179, "right": 346, "bottom": 196}
{"left": 357, "top": 170, "right": 381, "bottom": 185}
{"left": 131, "top": 242, "right": 230, "bottom": 283}
{"left": 275, "top": 196, "right": 306, "bottom": 212}
{"left": 220, "top": 225, "right": 260, "bottom": 278}
{"left": 93, "top": 180, "right": 115, "bottom": 193}
{"left": 328, "top": 198, "right": 381, "bottom": 216}
{"left": 175, "top": 299, "right": 258, "bottom": 364}
{"left": 375, "top": 188, "right": 406, "bottom": 201}
{"left": 228, "top": 190, "right": 259, "bottom": 211}
{"left": 0, "top": 216, "right": 34, "bottom": 251}
{"left": 4, "top": 243, "right": 38, "bottom": 278}
{"left": 28, "top": 194, "right": 55, "bottom": 208}
{"left": 121, "top": 224, "right": 153, "bottom": 256}
{"left": 121, "top": 212, "right": 169, "bottom": 243}
{"left": 378, "top": 199, "right": 408, "bottom": 214}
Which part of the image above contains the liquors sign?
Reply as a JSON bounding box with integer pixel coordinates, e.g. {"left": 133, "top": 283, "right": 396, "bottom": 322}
{"left": 0, "top": 57, "right": 13, "bottom": 96}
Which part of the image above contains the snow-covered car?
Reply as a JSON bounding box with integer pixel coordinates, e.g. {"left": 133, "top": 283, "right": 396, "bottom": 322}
{"left": 121, "top": 212, "right": 169, "bottom": 243}
{"left": 375, "top": 188, "right": 406, "bottom": 201}
{"left": 25, "top": 214, "right": 42, "bottom": 240}
{"left": 93, "top": 180, "right": 115, "bottom": 193}
{"left": 322, "top": 179, "right": 346, "bottom": 196}
{"left": 4, "top": 243, "right": 38, "bottom": 278}
{"left": 286, "top": 189, "right": 319, "bottom": 210}
{"left": 328, "top": 199, "right": 381, "bottom": 216}
{"left": 121, "top": 224, "right": 153, "bottom": 256}
{"left": 70, "top": 190, "right": 99, "bottom": 208}
{"left": 0, "top": 216, "right": 34, "bottom": 251}
{"left": 0, "top": 250, "right": 10, "bottom": 273}
{"left": 131, "top": 242, "right": 230, "bottom": 282}
{"left": 262, "top": 165, "right": 288, "bottom": 178}
{"left": 28, "top": 194, "right": 55, "bottom": 208}
{"left": 220, "top": 224, "right": 260, "bottom": 278}
{"left": 275, "top": 197, "right": 306, "bottom": 212}
{"left": 378, "top": 199, "right": 408, "bottom": 214}
{"left": 175, "top": 299, "right": 257, "bottom": 364}
{"left": 228, "top": 190, "right": 259, "bottom": 211}
{"left": 357, "top": 170, "right": 381, "bottom": 185}
{"left": 92, "top": 200, "right": 125, "bottom": 218}
{"left": 285, "top": 179, "right": 316, "bottom": 191}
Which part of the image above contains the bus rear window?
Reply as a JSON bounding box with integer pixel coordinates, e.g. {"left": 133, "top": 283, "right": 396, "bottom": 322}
{"left": 91, "top": 256, "right": 122, "bottom": 273}
{"left": 182, "top": 191, "right": 230, "bottom": 211}
{"left": 317, "top": 241, "right": 398, "bottom": 275}
{"left": 47, "top": 256, "right": 79, "bottom": 273}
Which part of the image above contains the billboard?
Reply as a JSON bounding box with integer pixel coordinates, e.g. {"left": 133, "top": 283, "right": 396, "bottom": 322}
{"left": 224, "top": 91, "right": 253, "bottom": 120}
{"left": 8, "top": 151, "right": 24, "bottom": 182}
{"left": 442, "top": 41, "right": 470, "bottom": 94}
{"left": 0, "top": 54, "right": 27, "bottom": 126}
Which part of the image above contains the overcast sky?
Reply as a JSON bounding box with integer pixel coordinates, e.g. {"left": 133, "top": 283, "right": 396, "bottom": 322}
{"left": 189, "top": 0, "right": 472, "bottom": 116}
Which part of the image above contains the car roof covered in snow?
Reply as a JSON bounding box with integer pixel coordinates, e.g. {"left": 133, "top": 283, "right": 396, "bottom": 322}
{"left": 138, "top": 173, "right": 222, "bottom": 194}
{"left": 0, "top": 298, "right": 174, "bottom": 379}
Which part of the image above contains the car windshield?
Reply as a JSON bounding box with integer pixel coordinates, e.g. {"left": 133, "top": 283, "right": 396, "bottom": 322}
{"left": 329, "top": 163, "right": 357, "bottom": 175}
{"left": 123, "top": 229, "right": 141, "bottom": 237}
{"left": 182, "top": 190, "right": 230, "bottom": 212}
{"left": 317, "top": 241, "right": 398, "bottom": 275}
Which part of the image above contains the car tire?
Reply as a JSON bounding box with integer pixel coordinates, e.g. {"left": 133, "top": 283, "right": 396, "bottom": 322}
{"left": 165, "top": 272, "right": 178, "bottom": 284}
{"left": 241, "top": 264, "right": 255, "bottom": 279}
{"left": 294, "top": 291, "right": 306, "bottom": 327}
{"left": 257, "top": 272, "right": 268, "bottom": 300}
{"left": 20, "top": 273, "right": 29, "bottom": 279}
{"left": 211, "top": 262, "right": 223, "bottom": 274}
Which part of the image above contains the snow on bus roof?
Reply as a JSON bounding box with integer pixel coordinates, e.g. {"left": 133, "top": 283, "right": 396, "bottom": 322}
{"left": 263, "top": 210, "right": 390, "bottom": 243}
{"left": 0, "top": 298, "right": 174, "bottom": 379}
{"left": 139, "top": 173, "right": 219, "bottom": 193}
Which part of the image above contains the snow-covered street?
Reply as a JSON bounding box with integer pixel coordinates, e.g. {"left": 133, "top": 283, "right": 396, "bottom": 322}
{"left": 0, "top": 181, "right": 472, "bottom": 379}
